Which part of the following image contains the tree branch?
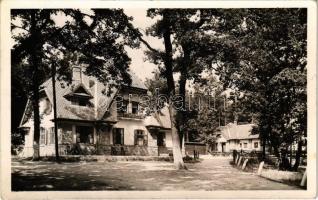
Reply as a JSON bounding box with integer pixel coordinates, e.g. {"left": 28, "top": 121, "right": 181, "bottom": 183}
{"left": 138, "top": 34, "right": 160, "bottom": 54}
{"left": 11, "top": 23, "right": 29, "bottom": 32}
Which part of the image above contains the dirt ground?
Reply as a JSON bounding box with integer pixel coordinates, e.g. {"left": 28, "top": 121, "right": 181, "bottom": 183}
{"left": 11, "top": 157, "right": 302, "bottom": 191}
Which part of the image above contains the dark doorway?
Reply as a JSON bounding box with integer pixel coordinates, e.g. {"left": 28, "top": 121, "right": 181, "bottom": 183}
{"left": 221, "top": 143, "right": 226, "bottom": 152}
{"left": 113, "top": 128, "right": 124, "bottom": 145}
{"left": 76, "top": 126, "right": 94, "bottom": 143}
{"left": 157, "top": 132, "right": 166, "bottom": 147}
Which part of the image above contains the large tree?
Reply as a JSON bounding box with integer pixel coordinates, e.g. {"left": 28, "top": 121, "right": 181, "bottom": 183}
{"left": 11, "top": 9, "right": 140, "bottom": 159}
{"left": 142, "top": 9, "right": 240, "bottom": 168}
{"left": 215, "top": 9, "right": 307, "bottom": 170}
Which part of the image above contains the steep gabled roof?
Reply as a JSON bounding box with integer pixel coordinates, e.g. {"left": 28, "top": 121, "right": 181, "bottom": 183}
{"left": 41, "top": 70, "right": 145, "bottom": 122}
{"left": 216, "top": 123, "right": 258, "bottom": 140}
{"left": 126, "top": 71, "right": 147, "bottom": 90}
{"left": 63, "top": 83, "right": 93, "bottom": 99}
{"left": 145, "top": 105, "right": 171, "bottom": 129}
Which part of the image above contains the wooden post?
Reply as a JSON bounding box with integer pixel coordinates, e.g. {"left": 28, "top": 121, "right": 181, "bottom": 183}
{"left": 52, "top": 62, "right": 59, "bottom": 161}
{"left": 237, "top": 157, "right": 242, "bottom": 167}
{"left": 300, "top": 169, "right": 307, "bottom": 187}
{"left": 257, "top": 161, "right": 265, "bottom": 175}
{"left": 242, "top": 159, "right": 249, "bottom": 170}
{"left": 235, "top": 155, "right": 240, "bottom": 164}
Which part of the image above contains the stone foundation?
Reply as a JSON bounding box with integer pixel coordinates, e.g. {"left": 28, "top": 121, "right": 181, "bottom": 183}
{"left": 20, "top": 144, "right": 171, "bottom": 157}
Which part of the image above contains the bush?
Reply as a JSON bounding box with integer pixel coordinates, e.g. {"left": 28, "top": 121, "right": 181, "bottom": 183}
{"left": 183, "top": 155, "right": 201, "bottom": 163}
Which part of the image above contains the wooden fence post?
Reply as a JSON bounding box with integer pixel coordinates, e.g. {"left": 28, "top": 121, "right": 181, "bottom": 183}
{"left": 242, "top": 159, "right": 249, "bottom": 170}
{"left": 237, "top": 156, "right": 243, "bottom": 167}
{"left": 235, "top": 155, "right": 240, "bottom": 164}
{"left": 300, "top": 168, "right": 307, "bottom": 187}
{"left": 257, "top": 161, "right": 265, "bottom": 175}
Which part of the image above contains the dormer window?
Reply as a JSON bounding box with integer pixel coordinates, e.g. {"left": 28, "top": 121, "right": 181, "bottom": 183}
{"left": 70, "top": 97, "right": 89, "bottom": 106}
{"left": 64, "top": 83, "right": 93, "bottom": 107}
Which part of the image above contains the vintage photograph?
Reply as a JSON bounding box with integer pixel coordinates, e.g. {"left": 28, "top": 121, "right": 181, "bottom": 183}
{"left": 3, "top": 1, "right": 315, "bottom": 197}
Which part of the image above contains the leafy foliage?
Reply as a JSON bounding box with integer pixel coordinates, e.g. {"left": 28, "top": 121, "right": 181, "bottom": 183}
{"left": 11, "top": 9, "right": 142, "bottom": 158}
{"left": 214, "top": 9, "right": 307, "bottom": 166}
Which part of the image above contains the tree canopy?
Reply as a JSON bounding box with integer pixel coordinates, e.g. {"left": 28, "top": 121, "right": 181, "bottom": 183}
{"left": 11, "top": 9, "right": 142, "bottom": 159}
{"left": 214, "top": 9, "right": 307, "bottom": 168}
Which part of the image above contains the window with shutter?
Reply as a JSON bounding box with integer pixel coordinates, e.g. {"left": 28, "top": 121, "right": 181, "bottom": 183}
{"left": 40, "top": 127, "right": 45, "bottom": 145}
{"left": 134, "top": 130, "right": 147, "bottom": 146}
{"left": 143, "top": 133, "right": 148, "bottom": 146}
{"left": 132, "top": 102, "right": 139, "bottom": 114}
{"left": 50, "top": 127, "right": 55, "bottom": 144}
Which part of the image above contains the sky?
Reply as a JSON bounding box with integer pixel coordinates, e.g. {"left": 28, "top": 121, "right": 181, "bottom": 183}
{"left": 123, "top": 9, "right": 163, "bottom": 82}
{"left": 11, "top": 9, "right": 162, "bottom": 82}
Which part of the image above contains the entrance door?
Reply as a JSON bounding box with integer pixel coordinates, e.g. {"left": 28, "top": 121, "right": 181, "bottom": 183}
{"left": 76, "top": 126, "right": 94, "bottom": 144}
{"left": 113, "top": 128, "right": 124, "bottom": 145}
{"left": 157, "top": 132, "right": 166, "bottom": 156}
{"left": 157, "top": 132, "right": 165, "bottom": 147}
{"left": 221, "top": 143, "right": 226, "bottom": 152}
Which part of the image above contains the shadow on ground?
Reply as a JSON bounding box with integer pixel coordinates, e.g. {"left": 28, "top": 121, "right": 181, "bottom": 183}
{"left": 11, "top": 157, "right": 303, "bottom": 191}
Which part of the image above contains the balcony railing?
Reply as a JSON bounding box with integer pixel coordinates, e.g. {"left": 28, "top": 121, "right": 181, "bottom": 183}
{"left": 117, "top": 112, "right": 144, "bottom": 119}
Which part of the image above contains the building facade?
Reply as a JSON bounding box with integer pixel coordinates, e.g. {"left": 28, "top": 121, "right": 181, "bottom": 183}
{"left": 212, "top": 122, "right": 262, "bottom": 153}
{"left": 19, "top": 68, "right": 173, "bottom": 157}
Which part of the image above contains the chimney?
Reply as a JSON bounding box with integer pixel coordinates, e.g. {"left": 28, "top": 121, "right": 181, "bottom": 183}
{"left": 72, "top": 67, "right": 82, "bottom": 84}
{"left": 234, "top": 114, "right": 238, "bottom": 125}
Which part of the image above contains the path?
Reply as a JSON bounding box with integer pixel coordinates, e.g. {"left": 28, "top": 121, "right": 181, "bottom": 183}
{"left": 11, "top": 157, "right": 301, "bottom": 190}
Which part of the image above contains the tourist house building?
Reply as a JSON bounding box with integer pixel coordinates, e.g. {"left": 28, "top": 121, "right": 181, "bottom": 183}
{"left": 19, "top": 67, "right": 173, "bottom": 157}
{"left": 212, "top": 122, "right": 261, "bottom": 153}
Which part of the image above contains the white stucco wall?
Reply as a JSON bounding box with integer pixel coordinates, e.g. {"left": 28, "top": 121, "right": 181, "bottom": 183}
{"left": 20, "top": 94, "right": 174, "bottom": 157}
{"left": 20, "top": 97, "right": 55, "bottom": 157}
{"left": 113, "top": 119, "right": 154, "bottom": 146}
{"left": 214, "top": 138, "right": 261, "bottom": 153}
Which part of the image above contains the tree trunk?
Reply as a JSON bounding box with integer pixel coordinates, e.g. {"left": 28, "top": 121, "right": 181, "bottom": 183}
{"left": 169, "top": 104, "right": 187, "bottom": 169}
{"left": 289, "top": 144, "right": 293, "bottom": 167}
{"left": 52, "top": 62, "right": 60, "bottom": 161}
{"left": 30, "top": 11, "right": 41, "bottom": 160}
{"left": 293, "top": 140, "right": 302, "bottom": 171}
{"left": 177, "top": 45, "right": 189, "bottom": 153}
{"left": 162, "top": 11, "right": 186, "bottom": 169}
{"left": 262, "top": 136, "right": 266, "bottom": 160}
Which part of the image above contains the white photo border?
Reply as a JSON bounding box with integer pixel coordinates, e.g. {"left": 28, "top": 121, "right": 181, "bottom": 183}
{"left": 1, "top": 0, "right": 316, "bottom": 199}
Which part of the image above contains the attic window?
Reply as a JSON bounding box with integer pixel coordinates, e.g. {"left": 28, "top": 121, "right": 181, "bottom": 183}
{"left": 71, "top": 97, "right": 89, "bottom": 106}
{"left": 74, "top": 87, "right": 88, "bottom": 95}
{"left": 65, "top": 84, "right": 93, "bottom": 107}
{"left": 78, "top": 99, "right": 88, "bottom": 106}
